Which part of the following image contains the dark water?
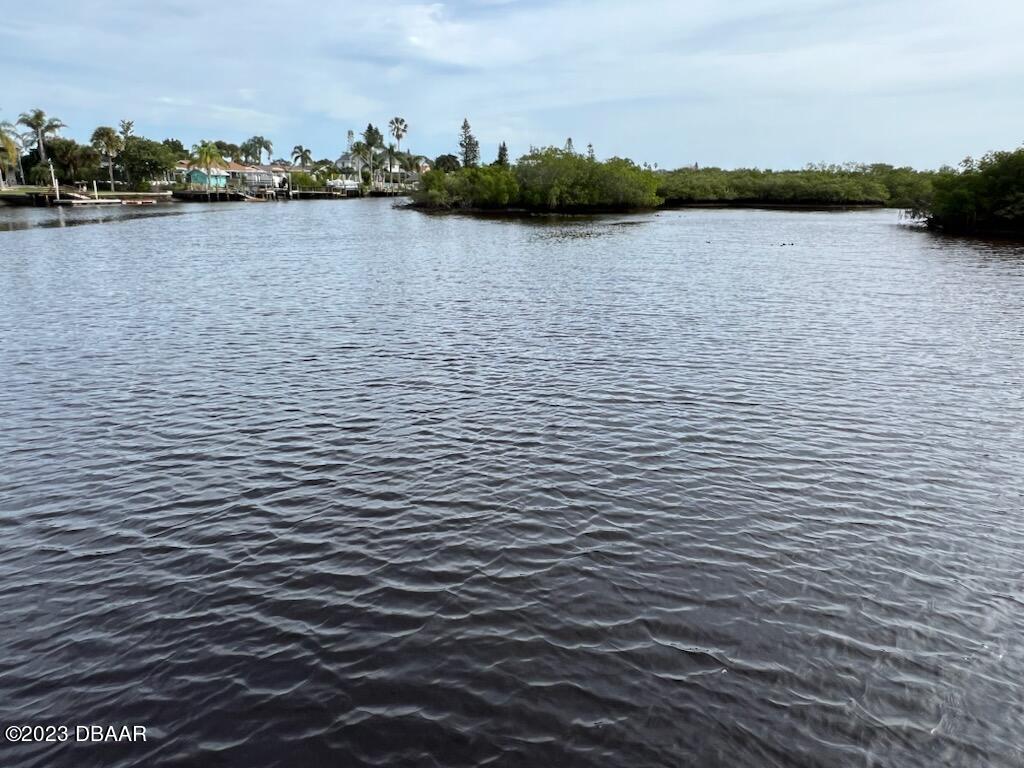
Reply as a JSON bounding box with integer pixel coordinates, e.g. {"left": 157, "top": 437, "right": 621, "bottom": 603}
{"left": 1, "top": 201, "right": 1022, "bottom": 767}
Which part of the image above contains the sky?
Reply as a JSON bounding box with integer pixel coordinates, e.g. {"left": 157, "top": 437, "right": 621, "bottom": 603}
{"left": 2, "top": 0, "right": 1021, "bottom": 170}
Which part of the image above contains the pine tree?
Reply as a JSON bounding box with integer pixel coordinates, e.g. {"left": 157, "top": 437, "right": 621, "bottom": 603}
{"left": 587, "top": 143, "right": 596, "bottom": 161}
{"left": 564, "top": 137, "right": 575, "bottom": 154}
{"left": 495, "top": 141, "right": 509, "bottom": 167}
{"left": 459, "top": 118, "right": 480, "bottom": 168}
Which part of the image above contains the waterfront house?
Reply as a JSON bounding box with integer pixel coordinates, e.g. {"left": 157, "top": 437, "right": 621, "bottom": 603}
{"left": 224, "top": 161, "right": 273, "bottom": 188}
{"left": 335, "top": 151, "right": 367, "bottom": 179}
{"left": 186, "top": 166, "right": 228, "bottom": 188}
{"left": 252, "top": 164, "right": 289, "bottom": 187}
{"left": 171, "top": 159, "right": 191, "bottom": 184}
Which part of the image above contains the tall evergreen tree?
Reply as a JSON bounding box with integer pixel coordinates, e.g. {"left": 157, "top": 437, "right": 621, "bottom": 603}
{"left": 362, "top": 124, "right": 383, "bottom": 186}
{"left": 565, "top": 137, "right": 575, "bottom": 154}
{"left": 495, "top": 141, "right": 509, "bottom": 167}
{"left": 459, "top": 118, "right": 480, "bottom": 168}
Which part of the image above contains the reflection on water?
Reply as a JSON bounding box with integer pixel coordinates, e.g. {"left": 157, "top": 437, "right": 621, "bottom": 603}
{"left": 1, "top": 201, "right": 1023, "bottom": 768}
{"left": 0, "top": 202, "right": 231, "bottom": 231}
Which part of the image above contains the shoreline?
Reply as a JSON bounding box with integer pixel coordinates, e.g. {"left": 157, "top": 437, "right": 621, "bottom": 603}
{"left": 660, "top": 201, "right": 887, "bottom": 211}
{"left": 401, "top": 200, "right": 896, "bottom": 218}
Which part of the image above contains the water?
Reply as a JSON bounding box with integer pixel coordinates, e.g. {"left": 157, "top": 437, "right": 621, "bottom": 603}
{"left": 1, "top": 200, "right": 1022, "bottom": 767}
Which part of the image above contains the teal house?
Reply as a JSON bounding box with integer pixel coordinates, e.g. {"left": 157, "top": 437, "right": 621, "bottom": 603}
{"left": 186, "top": 167, "right": 229, "bottom": 188}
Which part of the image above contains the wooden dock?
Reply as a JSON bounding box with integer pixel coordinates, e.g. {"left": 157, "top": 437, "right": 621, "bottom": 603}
{"left": 0, "top": 188, "right": 170, "bottom": 207}
{"left": 53, "top": 197, "right": 122, "bottom": 206}
{"left": 288, "top": 187, "right": 360, "bottom": 200}
{"left": 172, "top": 189, "right": 254, "bottom": 202}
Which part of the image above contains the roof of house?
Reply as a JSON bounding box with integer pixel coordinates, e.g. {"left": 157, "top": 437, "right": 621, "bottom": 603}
{"left": 186, "top": 166, "right": 229, "bottom": 177}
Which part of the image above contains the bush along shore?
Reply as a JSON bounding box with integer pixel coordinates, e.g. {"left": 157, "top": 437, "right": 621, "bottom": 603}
{"left": 919, "top": 147, "right": 1024, "bottom": 236}
{"left": 412, "top": 148, "right": 662, "bottom": 214}
{"left": 410, "top": 150, "right": 942, "bottom": 215}
{"left": 411, "top": 137, "right": 1024, "bottom": 236}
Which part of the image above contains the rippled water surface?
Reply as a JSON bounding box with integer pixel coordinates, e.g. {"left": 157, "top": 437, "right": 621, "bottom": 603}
{"left": 1, "top": 201, "right": 1023, "bottom": 767}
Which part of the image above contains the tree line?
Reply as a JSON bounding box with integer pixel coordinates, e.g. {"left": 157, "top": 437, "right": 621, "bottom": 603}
{"left": 920, "top": 148, "right": 1024, "bottom": 235}
{"left": 4, "top": 107, "right": 1021, "bottom": 232}
{"left": 419, "top": 117, "right": 1024, "bottom": 221}
{"left": 0, "top": 107, "right": 425, "bottom": 192}
{"left": 413, "top": 118, "right": 951, "bottom": 213}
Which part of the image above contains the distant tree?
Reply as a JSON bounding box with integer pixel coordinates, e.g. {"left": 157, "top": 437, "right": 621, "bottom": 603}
{"left": 119, "top": 119, "right": 134, "bottom": 141}
{"left": 587, "top": 143, "right": 596, "bottom": 161}
{"left": 494, "top": 141, "right": 509, "bottom": 167}
{"left": 924, "top": 145, "right": 1024, "bottom": 233}
{"left": 1, "top": 122, "right": 28, "bottom": 183}
{"left": 363, "top": 124, "right": 383, "bottom": 148}
{"left": 564, "top": 137, "right": 575, "bottom": 154}
{"left": 291, "top": 144, "right": 313, "bottom": 169}
{"left": 49, "top": 138, "right": 100, "bottom": 183}
{"left": 459, "top": 119, "right": 480, "bottom": 168}
{"left": 90, "top": 126, "right": 124, "bottom": 191}
{"left": 213, "top": 140, "right": 241, "bottom": 162}
{"left": 349, "top": 141, "right": 371, "bottom": 185}
{"left": 121, "top": 136, "right": 176, "bottom": 189}
{"left": 400, "top": 152, "right": 428, "bottom": 178}
{"left": 243, "top": 136, "right": 272, "bottom": 164}
{"left": 239, "top": 138, "right": 258, "bottom": 164}
{"left": 388, "top": 117, "right": 408, "bottom": 154}
{"left": 381, "top": 143, "right": 399, "bottom": 186}
{"left": 434, "top": 153, "right": 461, "bottom": 173}
{"left": 0, "top": 124, "right": 19, "bottom": 187}
{"left": 362, "top": 124, "right": 383, "bottom": 186}
{"left": 16, "top": 108, "right": 65, "bottom": 162}
{"left": 161, "top": 138, "right": 188, "bottom": 159}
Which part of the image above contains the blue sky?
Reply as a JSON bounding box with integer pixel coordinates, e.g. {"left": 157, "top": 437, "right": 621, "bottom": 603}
{"left": 2, "top": 0, "right": 1021, "bottom": 169}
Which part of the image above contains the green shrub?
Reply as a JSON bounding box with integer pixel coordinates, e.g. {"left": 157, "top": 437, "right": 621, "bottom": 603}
{"left": 413, "top": 148, "right": 660, "bottom": 212}
{"left": 926, "top": 147, "right": 1024, "bottom": 233}
{"left": 657, "top": 166, "right": 896, "bottom": 205}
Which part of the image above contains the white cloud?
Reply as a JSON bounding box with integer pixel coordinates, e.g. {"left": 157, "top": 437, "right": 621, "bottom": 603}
{"left": 1, "top": 0, "right": 1021, "bottom": 168}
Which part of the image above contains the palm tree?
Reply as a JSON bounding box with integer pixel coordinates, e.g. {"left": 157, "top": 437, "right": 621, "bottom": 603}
{"left": 239, "top": 138, "right": 256, "bottom": 164}
{"left": 399, "top": 152, "right": 428, "bottom": 183}
{"left": 1, "top": 124, "right": 30, "bottom": 184}
{"left": 291, "top": 145, "right": 313, "bottom": 169}
{"left": 16, "top": 108, "right": 65, "bottom": 162}
{"left": 351, "top": 141, "right": 370, "bottom": 185}
{"left": 245, "top": 135, "right": 273, "bottom": 165}
{"left": 51, "top": 141, "right": 98, "bottom": 184}
{"left": 382, "top": 143, "right": 397, "bottom": 188}
{"left": 189, "top": 140, "right": 225, "bottom": 191}
{"left": 388, "top": 117, "right": 408, "bottom": 155}
{"left": 0, "top": 120, "right": 26, "bottom": 186}
{"left": 90, "top": 126, "right": 124, "bottom": 192}
{"left": 0, "top": 126, "right": 18, "bottom": 187}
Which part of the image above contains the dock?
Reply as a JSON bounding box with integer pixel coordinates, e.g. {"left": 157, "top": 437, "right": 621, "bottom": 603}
{"left": 0, "top": 188, "right": 170, "bottom": 207}
{"left": 172, "top": 189, "right": 258, "bottom": 202}
{"left": 172, "top": 186, "right": 364, "bottom": 202}
{"left": 288, "top": 187, "right": 360, "bottom": 200}
{"left": 53, "top": 197, "right": 122, "bottom": 206}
